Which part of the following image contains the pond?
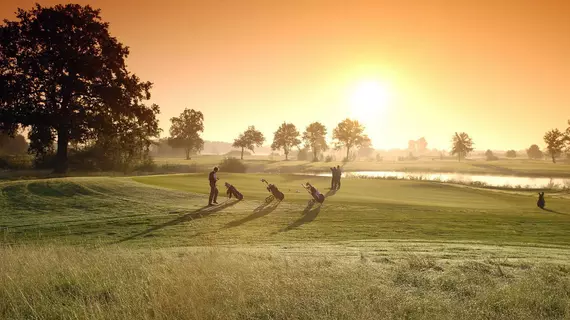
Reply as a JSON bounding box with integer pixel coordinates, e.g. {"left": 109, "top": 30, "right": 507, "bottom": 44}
{"left": 305, "top": 171, "right": 570, "bottom": 189}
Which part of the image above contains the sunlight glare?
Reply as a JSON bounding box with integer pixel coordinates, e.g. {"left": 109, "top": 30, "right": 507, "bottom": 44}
{"left": 348, "top": 80, "right": 391, "bottom": 122}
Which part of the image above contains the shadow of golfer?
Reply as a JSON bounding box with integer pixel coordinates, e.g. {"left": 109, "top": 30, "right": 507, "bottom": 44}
{"left": 114, "top": 200, "right": 240, "bottom": 243}
{"left": 325, "top": 189, "right": 337, "bottom": 198}
{"left": 541, "top": 208, "right": 567, "bottom": 215}
{"left": 280, "top": 200, "right": 321, "bottom": 232}
{"left": 224, "top": 201, "right": 281, "bottom": 228}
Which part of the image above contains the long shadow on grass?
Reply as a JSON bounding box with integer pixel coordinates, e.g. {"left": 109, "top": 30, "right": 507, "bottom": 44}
{"left": 325, "top": 189, "right": 337, "bottom": 198}
{"left": 280, "top": 200, "right": 321, "bottom": 232}
{"left": 114, "top": 200, "right": 240, "bottom": 243}
{"left": 541, "top": 208, "right": 567, "bottom": 215}
{"left": 224, "top": 201, "right": 281, "bottom": 228}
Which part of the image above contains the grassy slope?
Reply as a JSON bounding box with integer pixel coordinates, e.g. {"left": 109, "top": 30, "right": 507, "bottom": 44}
{"left": 2, "top": 174, "right": 569, "bottom": 246}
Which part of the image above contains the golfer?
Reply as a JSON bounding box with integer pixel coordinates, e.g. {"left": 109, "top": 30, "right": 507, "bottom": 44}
{"left": 208, "top": 167, "right": 219, "bottom": 206}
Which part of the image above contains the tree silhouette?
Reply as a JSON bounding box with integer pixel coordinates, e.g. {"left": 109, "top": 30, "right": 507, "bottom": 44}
{"left": 168, "top": 109, "right": 204, "bottom": 160}
{"left": 302, "top": 122, "right": 328, "bottom": 161}
{"left": 526, "top": 144, "right": 543, "bottom": 160}
{"left": 271, "top": 122, "right": 300, "bottom": 160}
{"left": 0, "top": 4, "right": 159, "bottom": 173}
{"left": 333, "top": 119, "right": 370, "bottom": 161}
{"left": 543, "top": 129, "right": 565, "bottom": 163}
{"left": 232, "top": 126, "right": 265, "bottom": 160}
{"left": 505, "top": 150, "right": 517, "bottom": 158}
{"left": 450, "top": 132, "right": 474, "bottom": 162}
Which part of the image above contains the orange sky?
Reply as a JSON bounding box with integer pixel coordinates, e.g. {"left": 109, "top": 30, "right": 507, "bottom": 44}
{"left": 2, "top": 0, "right": 569, "bottom": 150}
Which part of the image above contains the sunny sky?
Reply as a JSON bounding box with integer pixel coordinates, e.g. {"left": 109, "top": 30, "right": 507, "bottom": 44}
{"left": 2, "top": 0, "right": 569, "bottom": 150}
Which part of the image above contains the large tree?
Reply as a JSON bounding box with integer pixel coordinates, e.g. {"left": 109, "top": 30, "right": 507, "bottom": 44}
{"left": 526, "top": 144, "right": 543, "bottom": 160}
{"left": 450, "top": 132, "right": 474, "bottom": 162}
{"left": 543, "top": 129, "right": 565, "bottom": 163}
{"left": 0, "top": 4, "right": 159, "bottom": 173}
{"left": 332, "top": 118, "right": 370, "bottom": 161}
{"left": 168, "top": 108, "right": 204, "bottom": 160}
{"left": 232, "top": 125, "right": 265, "bottom": 160}
{"left": 271, "top": 122, "right": 300, "bottom": 160}
{"left": 302, "top": 122, "right": 328, "bottom": 161}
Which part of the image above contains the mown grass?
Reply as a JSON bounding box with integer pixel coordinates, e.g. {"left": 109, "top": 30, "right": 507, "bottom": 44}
{"left": 2, "top": 174, "right": 569, "bottom": 246}
{"left": 154, "top": 155, "right": 570, "bottom": 177}
{"left": 2, "top": 244, "right": 570, "bottom": 320}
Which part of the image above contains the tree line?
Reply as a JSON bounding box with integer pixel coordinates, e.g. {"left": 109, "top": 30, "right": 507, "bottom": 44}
{"left": 167, "top": 108, "right": 371, "bottom": 162}
{"left": 1, "top": 4, "right": 568, "bottom": 173}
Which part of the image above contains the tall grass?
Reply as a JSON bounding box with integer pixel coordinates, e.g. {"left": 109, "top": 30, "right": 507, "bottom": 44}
{"left": 2, "top": 246, "right": 570, "bottom": 319}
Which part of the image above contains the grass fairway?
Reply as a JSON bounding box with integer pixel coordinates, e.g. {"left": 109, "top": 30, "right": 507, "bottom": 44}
{"left": 154, "top": 155, "right": 570, "bottom": 177}
{"left": 2, "top": 174, "right": 570, "bottom": 319}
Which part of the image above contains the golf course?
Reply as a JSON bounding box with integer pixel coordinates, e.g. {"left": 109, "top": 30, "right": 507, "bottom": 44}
{"left": 2, "top": 172, "right": 570, "bottom": 319}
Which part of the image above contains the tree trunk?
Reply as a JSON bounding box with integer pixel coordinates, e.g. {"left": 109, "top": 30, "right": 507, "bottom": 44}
{"left": 54, "top": 127, "right": 69, "bottom": 174}
{"left": 313, "top": 149, "right": 318, "bottom": 162}
{"left": 185, "top": 148, "right": 190, "bottom": 160}
{"left": 552, "top": 154, "right": 556, "bottom": 163}
{"left": 285, "top": 150, "right": 289, "bottom": 160}
{"left": 241, "top": 147, "right": 244, "bottom": 160}
{"left": 346, "top": 147, "right": 350, "bottom": 161}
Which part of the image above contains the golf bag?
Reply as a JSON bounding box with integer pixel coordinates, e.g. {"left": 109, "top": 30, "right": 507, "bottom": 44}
{"left": 537, "top": 192, "right": 545, "bottom": 209}
{"left": 261, "top": 179, "right": 285, "bottom": 202}
{"left": 225, "top": 183, "right": 243, "bottom": 200}
{"left": 302, "top": 183, "right": 325, "bottom": 204}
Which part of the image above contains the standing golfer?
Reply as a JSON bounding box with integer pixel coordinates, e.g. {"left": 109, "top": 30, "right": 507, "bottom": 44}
{"left": 208, "top": 167, "right": 219, "bottom": 206}
{"left": 330, "top": 166, "right": 337, "bottom": 189}
{"left": 335, "top": 165, "right": 342, "bottom": 190}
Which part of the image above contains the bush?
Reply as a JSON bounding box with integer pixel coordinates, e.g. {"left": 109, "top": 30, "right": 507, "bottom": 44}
{"left": 325, "top": 155, "right": 334, "bottom": 163}
{"left": 226, "top": 150, "right": 251, "bottom": 157}
{"left": 505, "top": 150, "right": 517, "bottom": 158}
{"left": 485, "top": 150, "right": 499, "bottom": 161}
{"left": 0, "top": 155, "right": 33, "bottom": 170}
{"left": 376, "top": 154, "right": 383, "bottom": 162}
{"left": 218, "top": 157, "right": 247, "bottom": 173}
{"left": 296, "top": 148, "right": 310, "bottom": 161}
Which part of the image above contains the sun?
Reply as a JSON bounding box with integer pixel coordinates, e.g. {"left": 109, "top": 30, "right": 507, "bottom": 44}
{"left": 348, "top": 80, "right": 391, "bottom": 122}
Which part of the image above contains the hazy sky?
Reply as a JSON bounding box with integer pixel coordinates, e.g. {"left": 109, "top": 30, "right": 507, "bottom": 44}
{"left": 2, "top": 0, "right": 569, "bottom": 150}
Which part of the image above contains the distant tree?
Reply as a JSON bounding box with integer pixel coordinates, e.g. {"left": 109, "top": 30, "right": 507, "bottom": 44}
{"left": 0, "top": 133, "right": 28, "bottom": 155}
{"left": 0, "top": 4, "right": 160, "bottom": 173}
{"left": 295, "top": 146, "right": 311, "bottom": 161}
{"left": 358, "top": 139, "right": 375, "bottom": 159}
{"left": 565, "top": 120, "right": 570, "bottom": 155}
{"left": 450, "top": 132, "right": 474, "bottom": 162}
{"left": 302, "top": 122, "right": 328, "bottom": 161}
{"left": 505, "top": 150, "right": 517, "bottom": 158}
{"left": 485, "top": 149, "right": 498, "bottom": 161}
{"left": 333, "top": 119, "right": 370, "bottom": 161}
{"left": 271, "top": 122, "right": 300, "bottom": 160}
{"left": 168, "top": 108, "right": 204, "bottom": 160}
{"left": 407, "top": 140, "right": 416, "bottom": 153}
{"left": 543, "top": 129, "right": 566, "bottom": 163}
{"left": 416, "top": 137, "right": 428, "bottom": 153}
{"left": 526, "top": 144, "right": 543, "bottom": 160}
{"left": 232, "top": 126, "right": 265, "bottom": 160}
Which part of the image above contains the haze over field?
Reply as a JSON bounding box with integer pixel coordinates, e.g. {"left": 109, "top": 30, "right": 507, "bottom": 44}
{"left": 2, "top": 0, "right": 569, "bottom": 150}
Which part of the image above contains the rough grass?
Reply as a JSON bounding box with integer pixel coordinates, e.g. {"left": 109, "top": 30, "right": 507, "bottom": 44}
{"left": 2, "top": 244, "right": 570, "bottom": 320}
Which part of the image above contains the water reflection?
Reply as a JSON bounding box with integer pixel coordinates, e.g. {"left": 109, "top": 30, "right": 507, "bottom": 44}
{"left": 308, "top": 171, "right": 570, "bottom": 189}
